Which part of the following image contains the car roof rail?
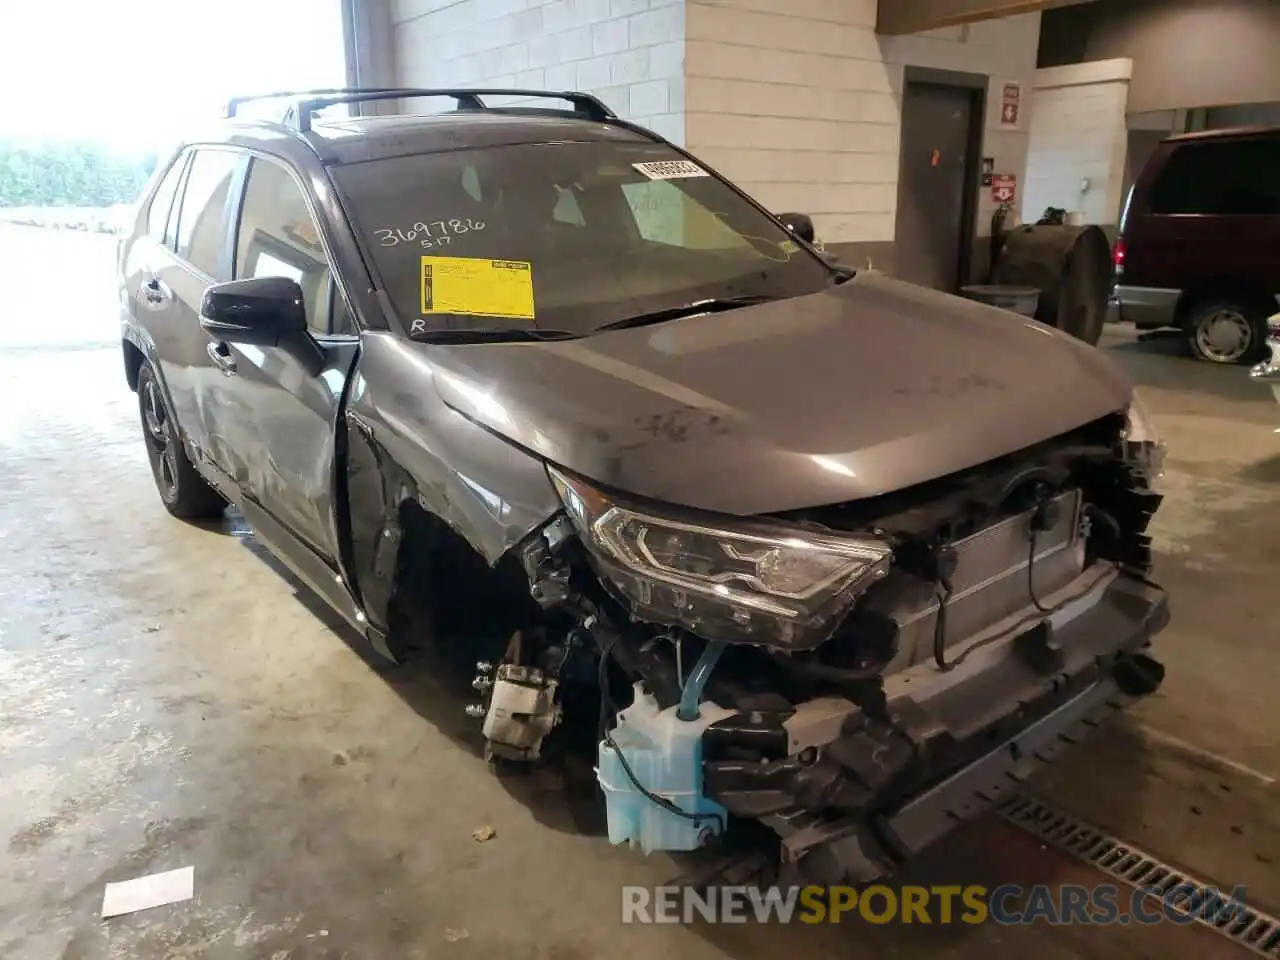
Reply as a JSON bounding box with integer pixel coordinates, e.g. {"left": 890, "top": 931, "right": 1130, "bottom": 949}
{"left": 224, "top": 88, "right": 415, "bottom": 119}
{"left": 286, "top": 88, "right": 617, "bottom": 132}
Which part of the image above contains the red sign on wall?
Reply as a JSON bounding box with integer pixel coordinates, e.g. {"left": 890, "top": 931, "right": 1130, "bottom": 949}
{"left": 991, "top": 174, "right": 1017, "bottom": 204}
{"left": 1000, "top": 81, "right": 1022, "bottom": 128}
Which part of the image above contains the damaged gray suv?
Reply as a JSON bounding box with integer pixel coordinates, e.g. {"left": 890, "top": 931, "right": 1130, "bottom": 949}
{"left": 119, "top": 88, "right": 1169, "bottom": 883}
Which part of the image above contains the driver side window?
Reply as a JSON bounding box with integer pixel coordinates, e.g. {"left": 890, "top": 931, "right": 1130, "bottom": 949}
{"left": 234, "top": 158, "right": 349, "bottom": 335}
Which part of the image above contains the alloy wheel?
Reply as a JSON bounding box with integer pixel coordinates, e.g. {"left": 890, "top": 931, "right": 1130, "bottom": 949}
{"left": 1194, "top": 308, "right": 1253, "bottom": 364}
{"left": 142, "top": 378, "right": 179, "bottom": 499}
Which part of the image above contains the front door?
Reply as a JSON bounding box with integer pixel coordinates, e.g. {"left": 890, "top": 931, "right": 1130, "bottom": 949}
{"left": 894, "top": 80, "right": 979, "bottom": 292}
{"left": 200, "top": 154, "right": 359, "bottom": 563}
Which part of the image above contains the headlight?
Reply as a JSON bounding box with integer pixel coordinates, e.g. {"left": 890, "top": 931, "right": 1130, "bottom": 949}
{"left": 549, "top": 467, "right": 891, "bottom": 650}
{"left": 1121, "top": 393, "right": 1166, "bottom": 482}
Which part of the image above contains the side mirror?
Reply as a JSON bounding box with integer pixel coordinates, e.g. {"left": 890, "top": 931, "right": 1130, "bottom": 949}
{"left": 200, "top": 277, "right": 307, "bottom": 346}
{"left": 778, "top": 212, "right": 816, "bottom": 244}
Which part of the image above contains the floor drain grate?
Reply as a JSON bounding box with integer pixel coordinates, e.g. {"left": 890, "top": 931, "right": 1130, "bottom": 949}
{"left": 998, "top": 793, "right": 1280, "bottom": 957}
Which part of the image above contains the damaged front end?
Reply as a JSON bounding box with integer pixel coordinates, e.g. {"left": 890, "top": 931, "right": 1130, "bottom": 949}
{"left": 480, "top": 406, "right": 1169, "bottom": 883}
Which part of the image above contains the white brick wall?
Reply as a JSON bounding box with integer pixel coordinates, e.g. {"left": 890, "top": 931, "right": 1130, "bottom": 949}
{"left": 1023, "top": 60, "right": 1133, "bottom": 227}
{"left": 390, "top": 0, "right": 1044, "bottom": 250}
{"left": 391, "top": 0, "right": 686, "bottom": 143}
{"left": 684, "top": 1, "right": 1042, "bottom": 245}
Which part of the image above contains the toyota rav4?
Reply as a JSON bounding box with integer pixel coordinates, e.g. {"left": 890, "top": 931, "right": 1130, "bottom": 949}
{"left": 120, "top": 87, "right": 1169, "bottom": 883}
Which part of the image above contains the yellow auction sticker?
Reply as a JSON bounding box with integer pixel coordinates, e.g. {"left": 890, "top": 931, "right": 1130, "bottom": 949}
{"left": 420, "top": 256, "right": 536, "bottom": 320}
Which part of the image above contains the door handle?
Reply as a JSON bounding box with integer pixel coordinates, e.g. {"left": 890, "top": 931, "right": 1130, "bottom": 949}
{"left": 206, "top": 341, "right": 237, "bottom": 375}
{"left": 141, "top": 277, "right": 171, "bottom": 306}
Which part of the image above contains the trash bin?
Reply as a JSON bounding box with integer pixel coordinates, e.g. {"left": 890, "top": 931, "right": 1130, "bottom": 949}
{"left": 960, "top": 284, "right": 1041, "bottom": 318}
{"left": 989, "top": 223, "right": 1113, "bottom": 345}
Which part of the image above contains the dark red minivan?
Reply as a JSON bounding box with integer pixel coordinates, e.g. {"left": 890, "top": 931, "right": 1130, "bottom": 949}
{"left": 1113, "top": 126, "right": 1280, "bottom": 364}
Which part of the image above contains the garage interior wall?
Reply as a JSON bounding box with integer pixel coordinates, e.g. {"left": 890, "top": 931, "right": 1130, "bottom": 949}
{"left": 1038, "top": 0, "right": 1280, "bottom": 114}
{"left": 390, "top": 0, "right": 685, "bottom": 143}
{"left": 344, "top": 0, "right": 397, "bottom": 90}
{"left": 683, "top": 3, "right": 1043, "bottom": 274}
{"left": 1022, "top": 58, "right": 1131, "bottom": 232}
{"left": 381, "top": 0, "right": 1041, "bottom": 279}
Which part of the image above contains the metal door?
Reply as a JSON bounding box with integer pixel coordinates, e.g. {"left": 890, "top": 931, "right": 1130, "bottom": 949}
{"left": 894, "top": 81, "right": 978, "bottom": 292}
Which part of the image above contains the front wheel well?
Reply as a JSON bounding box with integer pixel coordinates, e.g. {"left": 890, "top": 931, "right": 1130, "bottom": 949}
{"left": 123, "top": 340, "right": 145, "bottom": 392}
{"left": 384, "top": 500, "right": 541, "bottom": 658}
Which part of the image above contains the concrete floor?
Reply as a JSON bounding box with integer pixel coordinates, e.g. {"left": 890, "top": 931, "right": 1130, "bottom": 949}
{"left": 1, "top": 324, "right": 1277, "bottom": 959}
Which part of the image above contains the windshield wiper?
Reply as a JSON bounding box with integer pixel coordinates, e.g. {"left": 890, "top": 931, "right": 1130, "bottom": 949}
{"left": 593, "top": 296, "right": 775, "bottom": 333}
{"left": 409, "top": 327, "right": 577, "bottom": 344}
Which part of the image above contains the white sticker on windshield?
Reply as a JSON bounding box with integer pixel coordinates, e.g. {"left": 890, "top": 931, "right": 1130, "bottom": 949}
{"left": 632, "top": 160, "right": 709, "bottom": 181}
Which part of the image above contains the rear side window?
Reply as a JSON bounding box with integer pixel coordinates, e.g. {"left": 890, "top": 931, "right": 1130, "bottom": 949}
{"left": 174, "top": 149, "right": 239, "bottom": 277}
{"left": 1150, "top": 139, "right": 1280, "bottom": 215}
{"left": 147, "top": 153, "right": 187, "bottom": 243}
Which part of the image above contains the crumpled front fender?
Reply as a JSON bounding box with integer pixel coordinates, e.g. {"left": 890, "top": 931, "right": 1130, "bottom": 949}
{"left": 341, "top": 332, "right": 563, "bottom": 637}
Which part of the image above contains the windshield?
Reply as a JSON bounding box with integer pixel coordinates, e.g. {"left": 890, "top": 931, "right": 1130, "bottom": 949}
{"left": 331, "top": 140, "right": 834, "bottom": 339}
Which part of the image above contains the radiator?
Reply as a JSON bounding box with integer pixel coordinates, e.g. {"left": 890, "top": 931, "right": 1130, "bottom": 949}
{"left": 865, "top": 489, "right": 1085, "bottom": 671}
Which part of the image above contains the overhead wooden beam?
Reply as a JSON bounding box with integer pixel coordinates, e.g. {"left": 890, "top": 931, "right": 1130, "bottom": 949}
{"left": 877, "top": 0, "right": 1096, "bottom": 36}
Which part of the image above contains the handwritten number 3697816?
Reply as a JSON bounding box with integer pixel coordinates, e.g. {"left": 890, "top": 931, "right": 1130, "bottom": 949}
{"left": 374, "top": 219, "right": 486, "bottom": 248}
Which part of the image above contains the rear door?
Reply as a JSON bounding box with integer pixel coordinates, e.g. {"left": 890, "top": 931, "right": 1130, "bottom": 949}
{"left": 200, "top": 153, "right": 359, "bottom": 563}
{"left": 122, "top": 150, "right": 188, "bottom": 368}
{"left": 150, "top": 147, "right": 245, "bottom": 460}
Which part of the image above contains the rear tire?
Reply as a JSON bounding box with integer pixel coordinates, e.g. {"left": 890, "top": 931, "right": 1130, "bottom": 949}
{"left": 1184, "top": 297, "right": 1269, "bottom": 365}
{"left": 137, "top": 362, "right": 227, "bottom": 521}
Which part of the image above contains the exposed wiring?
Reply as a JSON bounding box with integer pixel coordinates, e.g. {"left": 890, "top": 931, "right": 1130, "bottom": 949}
{"left": 932, "top": 580, "right": 954, "bottom": 672}
{"left": 946, "top": 562, "right": 1115, "bottom": 671}
{"left": 1026, "top": 490, "right": 1060, "bottom": 613}
{"left": 930, "top": 543, "right": 959, "bottom": 673}
{"left": 936, "top": 492, "right": 1072, "bottom": 672}
{"left": 551, "top": 637, "right": 574, "bottom": 677}
{"left": 596, "top": 635, "right": 725, "bottom": 833}
{"left": 1027, "top": 528, "right": 1052, "bottom": 613}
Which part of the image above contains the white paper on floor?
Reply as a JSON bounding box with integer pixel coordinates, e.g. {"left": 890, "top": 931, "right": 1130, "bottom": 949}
{"left": 102, "top": 866, "right": 195, "bottom": 918}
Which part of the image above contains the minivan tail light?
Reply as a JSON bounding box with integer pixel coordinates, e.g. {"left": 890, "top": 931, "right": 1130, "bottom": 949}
{"left": 1113, "top": 237, "right": 1127, "bottom": 270}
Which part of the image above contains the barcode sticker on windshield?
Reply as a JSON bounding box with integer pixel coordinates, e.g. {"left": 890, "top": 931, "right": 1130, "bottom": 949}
{"left": 632, "top": 160, "right": 709, "bottom": 181}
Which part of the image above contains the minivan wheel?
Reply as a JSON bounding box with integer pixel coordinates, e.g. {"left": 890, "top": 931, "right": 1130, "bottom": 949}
{"left": 137, "top": 363, "right": 227, "bottom": 520}
{"left": 1185, "top": 299, "right": 1267, "bottom": 365}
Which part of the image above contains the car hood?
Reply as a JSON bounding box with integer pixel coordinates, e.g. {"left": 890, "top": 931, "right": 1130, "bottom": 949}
{"left": 419, "top": 272, "right": 1133, "bottom": 516}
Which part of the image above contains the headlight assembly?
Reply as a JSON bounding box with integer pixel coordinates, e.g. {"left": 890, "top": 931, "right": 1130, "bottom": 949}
{"left": 1121, "top": 393, "right": 1166, "bottom": 483}
{"left": 549, "top": 467, "right": 892, "bottom": 650}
